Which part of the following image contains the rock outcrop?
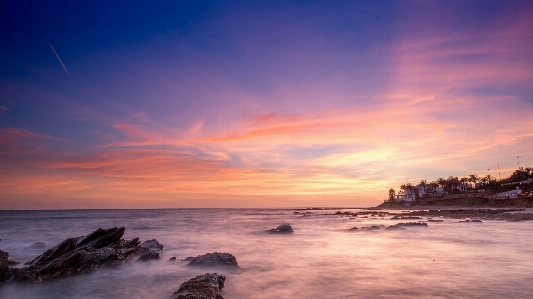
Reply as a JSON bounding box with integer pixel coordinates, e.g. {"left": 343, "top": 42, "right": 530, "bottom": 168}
{"left": 391, "top": 209, "right": 533, "bottom": 221}
{"left": 171, "top": 273, "right": 226, "bottom": 299}
{"left": 394, "top": 222, "right": 428, "bottom": 227}
{"left": 385, "top": 225, "right": 405, "bottom": 230}
{"left": 137, "top": 239, "right": 164, "bottom": 261}
{"left": 3, "top": 227, "right": 163, "bottom": 283}
{"left": 267, "top": 224, "right": 293, "bottom": 233}
{"left": 185, "top": 252, "right": 238, "bottom": 267}
{"left": 0, "top": 249, "right": 17, "bottom": 282}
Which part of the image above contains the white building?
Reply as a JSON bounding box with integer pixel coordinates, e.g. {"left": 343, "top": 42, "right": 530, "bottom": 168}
{"left": 417, "top": 185, "right": 446, "bottom": 197}
{"left": 494, "top": 188, "right": 522, "bottom": 199}
{"left": 395, "top": 186, "right": 418, "bottom": 202}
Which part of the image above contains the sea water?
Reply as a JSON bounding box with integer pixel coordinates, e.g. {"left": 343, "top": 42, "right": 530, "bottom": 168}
{"left": 0, "top": 208, "right": 532, "bottom": 299}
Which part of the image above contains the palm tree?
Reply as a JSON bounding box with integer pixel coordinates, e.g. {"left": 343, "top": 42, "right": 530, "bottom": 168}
{"left": 388, "top": 189, "right": 396, "bottom": 202}
{"left": 437, "top": 178, "right": 447, "bottom": 189}
{"left": 429, "top": 181, "right": 439, "bottom": 196}
{"left": 480, "top": 176, "right": 489, "bottom": 189}
{"left": 469, "top": 174, "right": 479, "bottom": 190}
{"left": 460, "top": 177, "right": 468, "bottom": 192}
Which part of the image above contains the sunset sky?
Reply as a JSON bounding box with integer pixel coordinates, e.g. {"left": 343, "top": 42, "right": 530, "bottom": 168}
{"left": 1, "top": 0, "right": 532, "bottom": 209}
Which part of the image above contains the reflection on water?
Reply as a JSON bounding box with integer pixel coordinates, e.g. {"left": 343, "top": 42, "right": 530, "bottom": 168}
{"left": 1, "top": 209, "right": 532, "bottom": 298}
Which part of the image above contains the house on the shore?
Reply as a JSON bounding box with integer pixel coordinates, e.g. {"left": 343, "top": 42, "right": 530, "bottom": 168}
{"left": 392, "top": 184, "right": 447, "bottom": 204}
{"left": 417, "top": 185, "right": 446, "bottom": 197}
{"left": 394, "top": 186, "right": 418, "bottom": 203}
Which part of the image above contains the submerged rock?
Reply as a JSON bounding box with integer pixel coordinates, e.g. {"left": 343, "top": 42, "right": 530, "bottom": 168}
{"left": 360, "top": 226, "right": 382, "bottom": 231}
{"left": 390, "top": 215, "right": 422, "bottom": 220}
{"left": 169, "top": 257, "right": 177, "bottom": 261}
{"left": 185, "top": 252, "right": 238, "bottom": 267}
{"left": 267, "top": 224, "right": 293, "bottom": 233}
{"left": 4, "top": 227, "right": 163, "bottom": 283}
{"left": 394, "top": 222, "right": 428, "bottom": 227}
{"left": 459, "top": 219, "right": 483, "bottom": 223}
{"left": 137, "top": 250, "right": 160, "bottom": 261}
{"left": 171, "top": 273, "right": 226, "bottom": 299}
{"left": 385, "top": 226, "right": 405, "bottom": 230}
{"left": 28, "top": 242, "right": 46, "bottom": 249}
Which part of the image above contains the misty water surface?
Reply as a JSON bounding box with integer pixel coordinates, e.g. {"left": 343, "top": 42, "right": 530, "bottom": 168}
{"left": 1, "top": 209, "right": 532, "bottom": 298}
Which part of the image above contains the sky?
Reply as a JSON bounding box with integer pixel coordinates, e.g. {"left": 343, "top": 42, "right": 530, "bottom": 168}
{"left": 1, "top": 0, "right": 532, "bottom": 209}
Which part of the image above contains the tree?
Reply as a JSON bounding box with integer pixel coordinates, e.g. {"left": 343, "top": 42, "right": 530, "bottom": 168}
{"left": 388, "top": 189, "right": 396, "bottom": 201}
{"left": 429, "top": 181, "right": 439, "bottom": 196}
{"left": 460, "top": 177, "right": 468, "bottom": 192}
{"left": 437, "top": 178, "right": 447, "bottom": 189}
{"left": 469, "top": 174, "right": 479, "bottom": 190}
{"left": 419, "top": 180, "right": 427, "bottom": 196}
{"left": 480, "top": 176, "right": 489, "bottom": 188}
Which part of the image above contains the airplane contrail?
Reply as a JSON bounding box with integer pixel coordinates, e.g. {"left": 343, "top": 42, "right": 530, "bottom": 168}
{"left": 47, "top": 39, "right": 70, "bottom": 76}
{"left": 23, "top": 0, "right": 70, "bottom": 76}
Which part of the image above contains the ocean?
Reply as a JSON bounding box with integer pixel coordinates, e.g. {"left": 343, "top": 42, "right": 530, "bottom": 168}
{"left": 1, "top": 208, "right": 532, "bottom": 298}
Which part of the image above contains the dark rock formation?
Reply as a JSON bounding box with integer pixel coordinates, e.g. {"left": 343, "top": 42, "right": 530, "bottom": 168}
{"left": 137, "top": 250, "right": 161, "bottom": 261}
{"left": 349, "top": 227, "right": 359, "bottom": 230}
{"left": 392, "top": 209, "right": 533, "bottom": 221}
{"left": 137, "top": 239, "right": 164, "bottom": 261}
{"left": 267, "top": 224, "right": 293, "bottom": 233}
{"left": 360, "top": 226, "right": 381, "bottom": 231}
{"left": 170, "top": 257, "right": 177, "bottom": 261}
{"left": 390, "top": 216, "right": 422, "bottom": 220}
{"left": 171, "top": 273, "right": 226, "bottom": 299}
{"left": 394, "top": 222, "right": 428, "bottom": 227}
{"left": 185, "top": 252, "right": 238, "bottom": 267}
{"left": 140, "top": 239, "right": 164, "bottom": 252}
{"left": 3, "top": 227, "right": 162, "bottom": 283}
{"left": 385, "top": 225, "right": 405, "bottom": 230}
{"left": 1, "top": 250, "right": 17, "bottom": 282}
{"left": 459, "top": 219, "right": 483, "bottom": 223}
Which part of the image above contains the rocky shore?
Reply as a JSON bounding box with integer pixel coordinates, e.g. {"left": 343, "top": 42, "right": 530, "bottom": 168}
{"left": 0, "top": 227, "right": 235, "bottom": 298}
{"left": 395, "top": 208, "right": 533, "bottom": 221}
{"left": 0, "top": 227, "right": 164, "bottom": 283}
{"left": 171, "top": 273, "right": 226, "bottom": 299}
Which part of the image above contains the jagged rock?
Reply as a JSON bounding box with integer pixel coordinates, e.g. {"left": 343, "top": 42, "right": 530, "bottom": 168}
{"left": 171, "top": 273, "right": 226, "bottom": 299}
{"left": 1, "top": 249, "right": 16, "bottom": 282}
{"left": 267, "top": 224, "right": 293, "bottom": 233}
{"left": 185, "top": 252, "right": 238, "bottom": 267}
{"left": 136, "top": 239, "right": 164, "bottom": 261}
{"left": 3, "top": 227, "right": 162, "bottom": 283}
{"left": 170, "top": 257, "right": 177, "bottom": 261}
{"left": 140, "top": 239, "right": 164, "bottom": 252}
